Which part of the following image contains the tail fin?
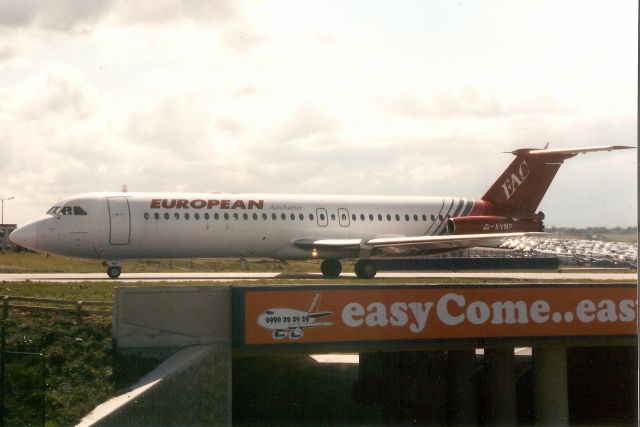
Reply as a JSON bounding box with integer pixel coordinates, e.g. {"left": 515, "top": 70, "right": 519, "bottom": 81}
{"left": 482, "top": 145, "right": 633, "bottom": 214}
{"left": 307, "top": 293, "right": 321, "bottom": 313}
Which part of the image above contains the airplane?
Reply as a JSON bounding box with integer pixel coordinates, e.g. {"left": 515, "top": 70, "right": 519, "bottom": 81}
{"left": 257, "top": 293, "right": 333, "bottom": 340}
{"left": 9, "top": 145, "right": 633, "bottom": 279}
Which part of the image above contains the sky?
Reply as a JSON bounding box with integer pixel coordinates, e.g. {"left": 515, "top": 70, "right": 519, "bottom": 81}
{"left": 0, "top": 0, "right": 637, "bottom": 228}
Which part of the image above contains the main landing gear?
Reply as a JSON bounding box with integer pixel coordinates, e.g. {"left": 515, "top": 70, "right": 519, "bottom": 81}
{"left": 320, "top": 259, "right": 378, "bottom": 279}
{"left": 354, "top": 260, "right": 377, "bottom": 279}
{"left": 320, "top": 259, "right": 342, "bottom": 278}
{"left": 103, "top": 260, "right": 122, "bottom": 279}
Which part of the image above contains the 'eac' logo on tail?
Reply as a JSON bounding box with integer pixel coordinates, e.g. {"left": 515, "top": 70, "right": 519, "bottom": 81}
{"left": 501, "top": 160, "right": 530, "bottom": 200}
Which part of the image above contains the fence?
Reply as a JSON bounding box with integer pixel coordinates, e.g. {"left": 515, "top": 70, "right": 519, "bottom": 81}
{"left": 2, "top": 296, "right": 112, "bottom": 322}
{"left": 1, "top": 295, "right": 112, "bottom": 425}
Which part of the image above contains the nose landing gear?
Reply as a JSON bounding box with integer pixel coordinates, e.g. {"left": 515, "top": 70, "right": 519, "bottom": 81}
{"left": 103, "top": 260, "right": 123, "bottom": 279}
{"left": 106, "top": 266, "right": 121, "bottom": 279}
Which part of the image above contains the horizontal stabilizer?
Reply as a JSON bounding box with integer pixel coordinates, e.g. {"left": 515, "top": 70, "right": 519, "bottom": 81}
{"left": 513, "top": 145, "right": 635, "bottom": 156}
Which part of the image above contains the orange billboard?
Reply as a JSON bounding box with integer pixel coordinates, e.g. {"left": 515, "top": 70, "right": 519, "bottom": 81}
{"left": 234, "top": 284, "right": 637, "bottom": 347}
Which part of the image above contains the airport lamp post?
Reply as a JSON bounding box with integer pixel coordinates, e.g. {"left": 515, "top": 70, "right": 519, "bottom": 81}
{"left": 0, "top": 197, "right": 14, "bottom": 225}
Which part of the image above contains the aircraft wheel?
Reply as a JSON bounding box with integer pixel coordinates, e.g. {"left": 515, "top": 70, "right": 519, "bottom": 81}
{"left": 107, "top": 266, "right": 122, "bottom": 279}
{"left": 321, "top": 259, "right": 342, "bottom": 278}
{"left": 355, "top": 260, "right": 377, "bottom": 279}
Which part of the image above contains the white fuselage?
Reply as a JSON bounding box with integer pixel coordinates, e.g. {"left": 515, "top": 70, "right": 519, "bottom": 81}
{"left": 16, "top": 192, "right": 476, "bottom": 261}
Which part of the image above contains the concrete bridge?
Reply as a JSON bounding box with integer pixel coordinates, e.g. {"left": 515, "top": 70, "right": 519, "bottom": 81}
{"left": 79, "top": 283, "right": 637, "bottom": 426}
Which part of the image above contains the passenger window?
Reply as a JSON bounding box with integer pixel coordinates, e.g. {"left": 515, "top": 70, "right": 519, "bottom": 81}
{"left": 299, "top": 213, "right": 304, "bottom": 220}
{"left": 144, "top": 212, "right": 149, "bottom": 220}
{"left": 224, "top": 213, "right": 229, "bottom": 220}
{"left": 352, "top": 214, "right": 356, "bottom": 221}
{"left": 405, "top": 214, "right": 410, "bottom": 221}
{"left": 413, "top": 214, "right": 418, "bottom": 221}
{"left": 386, "top": 214, "right": 391, "bottom": 221}
{"left": 319, "top": 213, "right": 325, "bottom": 221}
{"left": 154, "top": 212, "right": 160, "bottom": 220}
{"left": 331, "top": 214, "right": 336, "bottom": 221}
{"left": 175, "top": 213, "right": 180, "bottom": 220}
{"left": 281, "top": 213, "right": 286, "bottom": 220}
{"left": 233, "top": 213, "right": 239, "bottom": 220}
{"left": 185, "top": 213, "right": 190, "bottom": 220}
{"left": 214, "top": 213, "right": 220, "bottom": 220}
{"left": 253, "top": 213, "right": 258, "bottom": 220}
{"left": 243, "top": 213, "right": 248, "bottom": 220}
{"left": 195, "top": 213, "right": 200, "bottom": 220}
{"left": 360, "top": 214, "right": 365, "bottom": 221}
{"left": 368, "top": 214, "right": 374, "bottom": 221}
{"left": 422, "top": 214, "right": 427, "bottom": 221}
{"left": 431, "top": 214, "right": 436, "bottom": 221}
{"left": 205, "top": 213, "right": 210, "bottom": 220}
{"left": 395, "top": 214, "right": 400, "bottom": 221}
{"left": 438, "top": 215, "right": 443, "bottom": 221}
{"left": 309, "top": 214, "right": 314, "bottom": 220}
{"left": 377, "top": 214, "right": 382, "bottom": 221}
{"left": 262, "top": 213, "right": 268, "bottom": 220}
{"left": 164, "top": 213, "right": 170, "bottom": 220}
{"left": 290, "top": 213, "right": 295, "bottom": 220}
{"left": 73, "top": 206, "right": 87, "bottom": 215}
{"left": 272, "top": 213, "right": 277, "bottom": 220}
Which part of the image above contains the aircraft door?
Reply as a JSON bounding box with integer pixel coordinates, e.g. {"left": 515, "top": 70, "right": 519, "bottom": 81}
{"left": 338, "top": 208, "right": 350, "bottom": 227}
{"left": 107, "top": 197, "right": 130, "bottom": 245}
{"left": 316, "top": 208, "right": 328, "bottom": 227}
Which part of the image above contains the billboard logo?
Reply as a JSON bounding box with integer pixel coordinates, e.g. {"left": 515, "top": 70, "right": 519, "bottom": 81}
{"left": 257, "top": 293, "right": 333, "bottom": 340}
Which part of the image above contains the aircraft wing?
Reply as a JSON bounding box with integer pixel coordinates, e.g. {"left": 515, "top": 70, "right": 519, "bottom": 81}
{"left": 366, "top": 232, "right": 543, "bottom": 248}
{"left": 308, "top": 311, "right": 332, "bottom": 319}
{"left": 292, "top": 322, "right": 333, "bottom": 329}
{"left": 295, "top": 232, "right": 544, "bottom": 257}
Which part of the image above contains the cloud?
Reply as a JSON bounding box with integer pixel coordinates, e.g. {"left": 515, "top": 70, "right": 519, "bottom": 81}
{"left": 17, "top": 65, "right": 97, "bottom": 121}
{"left": 0, "top": 1, "right": 634, "bottom": 229}
{"left": 112, "top": 1, "right": 264, "bottom": 51}
{"left": 379, "top": 87, "right": 571, "bottom": 120}
{"left": 312, "top": 32, "right": 339, "bottom": 47}
{"left": 0, "top": 0, "right": 40, "bottom": 28}
{"left": 0, "top": 44, "right": 15, "bottom": 62}
{"left": 116, "top": 0, "right": 239, "bottom": 25}
{"left": 220, "top": 29, "right": 267, "bottom": 52}
{"left": 268, "top": 103, "right": 339, "bottom": 144}
{"left": 124, "top": 100, "right": 212, "bottom": 158}
{"left": 216, "top": 118, "right": 244, "bottom": 135}
{"left": 0, "top": 0, "right": 114, "bottom": 33}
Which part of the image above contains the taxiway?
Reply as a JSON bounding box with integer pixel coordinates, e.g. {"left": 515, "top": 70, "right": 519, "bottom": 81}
{"left": 0, "top": 271, "right": 636, "bottom": 282}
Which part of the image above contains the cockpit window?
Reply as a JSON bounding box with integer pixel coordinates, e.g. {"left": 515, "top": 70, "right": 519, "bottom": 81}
{"left": 48, "top": 205, "right": 88, "bottom": 216}
{"left": 47, "top": 206, "right": 60, "bottom": 215}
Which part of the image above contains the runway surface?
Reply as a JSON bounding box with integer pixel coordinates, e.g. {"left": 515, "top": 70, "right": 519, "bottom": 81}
{"left": 0, "top": 271, "right": 636, "bottom": 282}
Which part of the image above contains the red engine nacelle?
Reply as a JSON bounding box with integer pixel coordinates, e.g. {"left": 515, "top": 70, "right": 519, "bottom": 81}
{"left": 446, "top": 216, "right": 543, "bottom": 235}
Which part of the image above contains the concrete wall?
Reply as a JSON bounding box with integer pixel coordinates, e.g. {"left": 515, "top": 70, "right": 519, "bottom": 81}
{"left": 79, "top": 286, "right": 233, "bottom": 426}
{"left": 113, "top": 285, "right": 231, "bottom": 353}
{"left": 79, "top": 344, "right": 231, "bottom": 426}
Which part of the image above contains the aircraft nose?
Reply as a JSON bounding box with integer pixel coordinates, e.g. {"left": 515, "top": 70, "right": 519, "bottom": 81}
{"left": 10, "top": 222, "right": 38, "bottom": 251}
